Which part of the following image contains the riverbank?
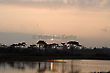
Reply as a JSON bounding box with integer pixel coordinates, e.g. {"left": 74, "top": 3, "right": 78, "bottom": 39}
{"left": 1, "top": 56, "right": 110, "bottom": 61}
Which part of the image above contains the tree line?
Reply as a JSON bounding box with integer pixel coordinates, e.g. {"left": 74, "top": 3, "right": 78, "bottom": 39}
{"left": 0, "top": 40, "right": 110, "bottom": 60}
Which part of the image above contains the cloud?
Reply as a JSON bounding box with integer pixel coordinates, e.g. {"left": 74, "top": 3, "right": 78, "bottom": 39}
{"left": 0, "top": 0, "right": 110, "bottom": 9}
{"left": 101, "top": 28, "right": 109, "bottom": 32}
{"left": 32, "top": 34, "right": 77, "bottom": 40}
{"left": 101, "top": 26, "right": 110, "bottom": 32}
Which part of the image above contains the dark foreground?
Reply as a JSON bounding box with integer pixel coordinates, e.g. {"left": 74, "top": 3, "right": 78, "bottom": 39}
{"left": 1, "top": 40, "right": 110, "bottom": 61}
{"left": 1, "top": 56, "right": 110, "bottom": 61}
{"left": 1, "top": 48, "right": 110, "bottom": 61}
{"left": 1, "top": 45, "right": 110, "bottom": 61}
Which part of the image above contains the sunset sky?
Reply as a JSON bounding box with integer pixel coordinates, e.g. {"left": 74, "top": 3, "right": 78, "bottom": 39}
{"left": 0, "top": 0, "right": 110, "bottom": 47}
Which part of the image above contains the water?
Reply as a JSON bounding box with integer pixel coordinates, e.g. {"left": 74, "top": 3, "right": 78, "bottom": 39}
{"left": 0, "top": 60, "right": 110, "bottom": 73}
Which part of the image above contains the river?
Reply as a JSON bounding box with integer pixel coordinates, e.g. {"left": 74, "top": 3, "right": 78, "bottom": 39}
{"left": 0, "top": 60, "right": 110, "bottom": 73}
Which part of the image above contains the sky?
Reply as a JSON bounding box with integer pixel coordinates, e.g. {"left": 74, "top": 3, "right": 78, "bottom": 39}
{"left": 0, "top": 0, "right": 110, "bottom": 47}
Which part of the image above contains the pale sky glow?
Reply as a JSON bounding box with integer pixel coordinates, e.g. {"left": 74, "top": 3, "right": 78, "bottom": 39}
{"left": 0, "top": 0, "right": 110, "bottom": 47}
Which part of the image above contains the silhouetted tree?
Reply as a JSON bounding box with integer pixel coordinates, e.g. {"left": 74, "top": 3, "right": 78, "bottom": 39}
{"left": 61, "top": 42, "right": 65, "bottom": 46}
{"left": 29, "top": 44, "right": 37, "bottom": 48}
{"left": 18, "top": 42, "right": 27, "bottom": 48}
{"left": 10, "top": 43, "right": 18, "bottom": 48}
{"left": 50, "top": 43, "right": 59, "bottom": 49}
{"left": 67, "top": 41, "right": 79, "bottom": 46}
{"left": 37, "top": 40, "right": 47, "bottom": 52}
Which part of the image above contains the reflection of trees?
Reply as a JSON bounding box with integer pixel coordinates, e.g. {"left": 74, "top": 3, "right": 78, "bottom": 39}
{"left": 0, "top": 61, "right": 81, "bottom": 73}
{"left": 37, "top": 62, "right": 47, "bottom": 73}
{"left": 69, "top": 60, "right": 80, "bottom": 73}
{"left": 0, "top": 62, "right": 38, "bottom": 71}
{"left": 6, "top": 62, "right": 25, "bottom": 70}
{"left": 62, "top": 60, "right": 65, "bottom": 73}
{"left": 0, "top": 62, "right": 6, "bottom": 69}
{"left": 25, "top": 62, "right": 37, "bottom": 69}
{"left": 1, "top": 60, "right": 110, "bottom": 73}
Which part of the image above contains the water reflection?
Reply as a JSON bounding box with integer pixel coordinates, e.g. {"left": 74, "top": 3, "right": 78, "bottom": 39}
{"left": 50, "top": 62, "right": 53, "bottom": 71}
{"left": 0, "top": 60, "right": 110, "bottom": 73}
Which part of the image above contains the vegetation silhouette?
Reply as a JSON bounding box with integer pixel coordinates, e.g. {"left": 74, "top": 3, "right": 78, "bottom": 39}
{"left": 0, "top": 40, "right": 110, "bottom": 61}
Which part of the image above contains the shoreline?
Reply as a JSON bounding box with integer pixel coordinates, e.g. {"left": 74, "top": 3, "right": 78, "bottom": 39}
{"left": 0, "top": 56, "right": 110, "bottom": 61}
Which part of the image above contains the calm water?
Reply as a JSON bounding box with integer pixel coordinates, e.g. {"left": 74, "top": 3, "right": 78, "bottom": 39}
{"left": 0, "top": 60, "right": 110, "bottom": 73}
